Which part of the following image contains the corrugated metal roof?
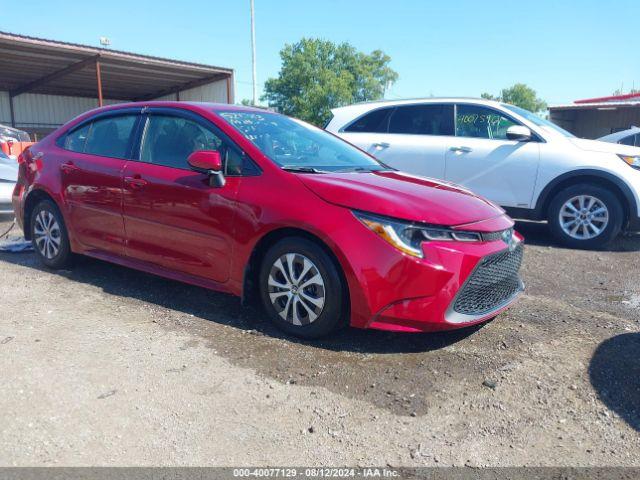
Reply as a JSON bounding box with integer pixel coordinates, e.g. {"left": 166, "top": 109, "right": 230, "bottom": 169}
{"left": 0, "top": 31, "right": 233, "bottom": 73}
{"left": 0, "top": 31, "right": 233, "bottom": 101}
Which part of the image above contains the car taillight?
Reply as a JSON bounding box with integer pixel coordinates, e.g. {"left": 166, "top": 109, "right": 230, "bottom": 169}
{"left": 18, "top": 147, "right": 40, "bottom": 174}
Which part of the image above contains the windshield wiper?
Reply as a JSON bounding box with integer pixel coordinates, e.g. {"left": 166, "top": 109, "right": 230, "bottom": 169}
{"left": 333, "top": 166, "right": 379, "bottom": 173}
{"left": 281, "top": 165, "right": 326, "bottom": 174}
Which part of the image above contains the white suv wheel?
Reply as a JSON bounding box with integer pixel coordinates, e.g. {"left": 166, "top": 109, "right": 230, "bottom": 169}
{"left": 559, "top": 195, "right": 609, "bottom": 240}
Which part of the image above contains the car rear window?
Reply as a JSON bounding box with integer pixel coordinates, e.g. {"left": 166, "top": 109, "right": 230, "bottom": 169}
{"left": 388, "top": 104, "right": 454, "bottom": 136}
{"left": 344, "top": 107, "right": 393, "bottom": 133}
{"left": 62, "top": 123, "right": 90, "bottom": 152}
{"left": 59, "top": 114, "right": 138, "bottom": 159}
{"left": 84, "top": 115, "right": 137, "bottom": 158}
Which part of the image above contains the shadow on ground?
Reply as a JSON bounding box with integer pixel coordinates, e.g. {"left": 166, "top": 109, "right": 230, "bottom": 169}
{"left": 0, "top": 249, "right": 503, "bottom": 415}
{"left": 589, "top": 333, "right": 640, "bottom": 431}
{"left": 0, "top": 250, "right": 480, "bottom": 355}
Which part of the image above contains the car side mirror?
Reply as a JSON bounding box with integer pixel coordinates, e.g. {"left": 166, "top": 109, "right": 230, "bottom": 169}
{"left": 187, "top": 150, "right": 225, "bottom": 188}
{"left": 506, "top": 125, "right": 533, "bottom": 142}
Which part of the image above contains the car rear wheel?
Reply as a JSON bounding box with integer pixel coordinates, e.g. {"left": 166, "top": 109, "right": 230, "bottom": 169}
{"left": 30, "top": 200, "right": 73, "bottom": 269}
{"left": 259, "top": 237, "right": 347, "bottom": 339}
{"left": 548, "top": 184, "right": 623, "bottom": 249}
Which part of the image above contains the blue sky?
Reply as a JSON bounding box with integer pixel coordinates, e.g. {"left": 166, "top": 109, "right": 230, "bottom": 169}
{"left": 4, "top": 0, "right": 639, "bottom": 105}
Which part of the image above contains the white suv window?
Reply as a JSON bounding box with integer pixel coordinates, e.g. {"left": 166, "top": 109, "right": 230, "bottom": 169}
{"left": 343, "top": 104, "right": 454, "bottom": 136}
{"left": 388, "top": 104, "right": 454, "bottom": 136}
{"left": 344, "top": 107, "right": 393, "bottom": 133}
{"left": 456, "top": 104, "right": 518, "bottom": 140}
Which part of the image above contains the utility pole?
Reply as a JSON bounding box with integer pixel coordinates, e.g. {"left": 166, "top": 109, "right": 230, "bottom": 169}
{"left": 250, "top": 0, "right": 257, "bottom": 105}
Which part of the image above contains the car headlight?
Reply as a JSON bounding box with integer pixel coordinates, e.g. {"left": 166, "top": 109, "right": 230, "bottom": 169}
{"left": 619, "top": 154, "right": 640, "bottom": 170}
{"left": 353, "top": 211, "right": 482, "bottom": 258}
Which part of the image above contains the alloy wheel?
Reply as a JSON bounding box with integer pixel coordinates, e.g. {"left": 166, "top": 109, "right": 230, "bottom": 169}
{"left": 267, "top": 253, "right": 326, "bottom": 326}
{"left": 559, "top": 195, "right": 609, "bottom": 240}
{"left": 33, "top": 210, "right": 62, "bottom": 259}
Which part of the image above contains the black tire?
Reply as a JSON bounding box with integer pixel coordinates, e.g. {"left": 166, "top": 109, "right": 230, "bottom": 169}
{"left": 259, "top": 237, "right": 347, "bottom": 339}
{"left": 30, "top": 199, "right": 73, "bottom": 269}
{"left": 547, "top": 183, "right": 623, "bottom": 249}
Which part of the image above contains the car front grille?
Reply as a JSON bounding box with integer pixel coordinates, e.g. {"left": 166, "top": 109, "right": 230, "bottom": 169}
{"left": 452, "top": 243, "right": 524, "bottom": 316}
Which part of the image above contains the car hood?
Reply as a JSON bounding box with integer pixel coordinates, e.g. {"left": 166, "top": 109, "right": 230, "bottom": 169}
{"left": 0, "top": 157, "right": 17, "bottom": 183}
{"left": 297, "top": 170, "right": 507, "bottom": 228}
{"left": 570, "top": 137, "right": 640, "bottom": 156}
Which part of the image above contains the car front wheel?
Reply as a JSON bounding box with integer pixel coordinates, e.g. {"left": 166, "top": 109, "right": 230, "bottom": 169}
{"left": 259, "top": 237, "right": 347, "bottom": 339}
{"left": 548, "top": 184, "right": 623, "bottom": 249}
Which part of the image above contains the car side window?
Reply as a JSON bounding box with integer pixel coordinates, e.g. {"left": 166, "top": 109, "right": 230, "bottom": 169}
{"left": 83, "top": 115, "right": 138, "bottom": 158}
{"left": 63, "top": 123, "right": 91, "bottom": 153}
{"left": 619, "top": 134, "right": 633, "bottom": 146}
{"left": 140, "top": 115, "right": 222, "bottom": 170}
{"left": 139, "top": 114, "right": 259, "bottom": 176}
{"left": 388, "top": 104, "right": 454, "bottom": 136}
{"left": 224, "top": 146, "right": 260, "bottom": 176}
{"left": 620, "top": 134, "right": 636, "bottom": 146}
{"left": 344, "top": 107, "right": 393, "bottom": 133}
{"left": 456, "top": 105, "right": 518, "bottom": 140}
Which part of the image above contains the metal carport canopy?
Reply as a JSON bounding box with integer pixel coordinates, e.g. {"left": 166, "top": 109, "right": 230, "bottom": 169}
{"left": 0, "top": 31, "right": 233, "bottom": 104}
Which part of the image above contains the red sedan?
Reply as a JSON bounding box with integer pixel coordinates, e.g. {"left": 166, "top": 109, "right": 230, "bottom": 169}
{"left": 12, "top": 102, "right": 524, "bottom": 338}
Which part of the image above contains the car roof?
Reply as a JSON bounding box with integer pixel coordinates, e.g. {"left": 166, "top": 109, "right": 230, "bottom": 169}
{"left": 79, "top": 101, "right": 271, "bottom": 118}
{"left": 331, "top": 97, "right": 506, "bottom": 114}
{"left": 180, "top": 101, "right": 271, "bottom": 113}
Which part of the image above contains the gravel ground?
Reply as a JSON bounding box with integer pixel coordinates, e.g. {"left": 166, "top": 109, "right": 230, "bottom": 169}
{"left": 0, "top": 215, "right": 638, "bottom": 467}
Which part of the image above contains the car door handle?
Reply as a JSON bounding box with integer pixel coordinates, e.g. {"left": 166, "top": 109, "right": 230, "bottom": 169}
{"left": 373, "top": 142, "right": 390, "bottom": 149}
{"left": 450, "top": 146, "right": 473, "bottom": 153}
{"left": 124, "top": 176, "right": 148, "bottom": 190}
{"left": 60, "top": 162, "right": 79, "bottom": 173}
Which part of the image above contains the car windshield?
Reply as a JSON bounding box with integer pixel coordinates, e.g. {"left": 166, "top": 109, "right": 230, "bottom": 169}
{"left": 218, "top": 110, "right": 386, "bottom": 173}
{"left": 503, "top": 104, "right": 575, "bottom": 138}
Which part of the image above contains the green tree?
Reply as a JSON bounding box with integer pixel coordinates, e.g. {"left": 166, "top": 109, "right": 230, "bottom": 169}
{"left": 501, "top": 84, "right": 547, "bottom": 112}
{"left": 481, "top": 83, "right": 547, "bottom": 113}
{"left": 262, "top": 38, "right": 398, "bottom": 126}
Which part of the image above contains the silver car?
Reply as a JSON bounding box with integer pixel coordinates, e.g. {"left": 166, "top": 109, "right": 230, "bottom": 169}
{"left": 0, "top": 151, "right": 18, "bottom": 215}
{"left": 599, "top": 126, "right": 640, "bottom": 147}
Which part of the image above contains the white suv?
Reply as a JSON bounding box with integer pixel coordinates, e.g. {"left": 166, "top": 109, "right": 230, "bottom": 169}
{"left": 326, "top": 98, "right": 640, "bottom": 249}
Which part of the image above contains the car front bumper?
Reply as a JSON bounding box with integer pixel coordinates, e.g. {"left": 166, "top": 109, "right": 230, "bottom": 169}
{"left": 365, "top": 239, "right": 524, "bottom": 333}
{"left": 334, "top": 213, "right": 525, "bottom": 333}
